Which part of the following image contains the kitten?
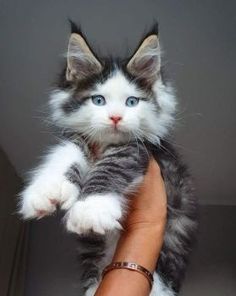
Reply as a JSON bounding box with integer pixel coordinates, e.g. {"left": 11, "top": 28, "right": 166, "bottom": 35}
{"left": 19, "top": 23, "right": 198, "bottom": 296}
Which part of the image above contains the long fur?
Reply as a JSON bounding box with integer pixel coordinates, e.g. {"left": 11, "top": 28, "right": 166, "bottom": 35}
{"left": 19, "top": 23, "right": 198, "bottom": 296}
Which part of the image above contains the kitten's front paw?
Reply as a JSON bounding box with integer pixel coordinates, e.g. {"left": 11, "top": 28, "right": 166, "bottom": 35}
{"left": 19, "top": 176, "right": 79, "bottom": 219}
{"left": 66, "top": 193, "right": 123, "bottom": 235}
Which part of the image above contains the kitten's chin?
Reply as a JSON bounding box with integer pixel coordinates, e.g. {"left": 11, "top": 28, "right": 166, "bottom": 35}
{"left": 92, "top": 129, "right": 131, "bottom": 145}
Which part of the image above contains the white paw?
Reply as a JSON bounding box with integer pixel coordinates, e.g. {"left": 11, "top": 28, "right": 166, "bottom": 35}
{"left": 19, "top": 175, "right": 79, "bottom": 219}
{"left": 66, "top": 193, "right": 123, "bottom": 235}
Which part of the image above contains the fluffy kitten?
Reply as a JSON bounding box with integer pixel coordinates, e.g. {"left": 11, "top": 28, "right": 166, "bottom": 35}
{"left": 19, "top": 23, "right": 198, "bottom": 296}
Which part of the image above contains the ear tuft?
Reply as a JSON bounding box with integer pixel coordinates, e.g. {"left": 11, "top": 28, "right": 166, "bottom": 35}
{"left": 68, "top": 19, "right": 80, "bottom": 34}
{"left": 146, "top": 21, "right": 159, "bottom": 37}
{"left": 68, "top": 19, "right": 86, "bottom": 37}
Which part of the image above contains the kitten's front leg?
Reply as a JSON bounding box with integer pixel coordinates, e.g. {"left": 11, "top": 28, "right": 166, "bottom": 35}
{"left": 66, "top": 142, "right": 149, "bottom": 235}
{"left": 19, "top": 141, "right": 89, "bottom": 219}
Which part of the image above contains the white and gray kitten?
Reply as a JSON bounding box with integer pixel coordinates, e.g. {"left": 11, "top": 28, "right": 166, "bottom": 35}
{"left": 19, "top": 23, "right": 198, "bottom": 296}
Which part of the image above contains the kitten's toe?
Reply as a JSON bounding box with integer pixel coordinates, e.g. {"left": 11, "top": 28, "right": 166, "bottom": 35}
{"left": 66, "top": 193, "right": 123, "bottom": 235}
{"left": 36, "top": 210, "right": 49, "bottom": 219}
{"left": 19, "top": 177, "right": 79, "bottom": 219}
{"left": 60, "top": 180, "right": 79, "bottom": 210}
{"left": 19, "top": 187, "right": 56, "bottom": 219}
{"left": 49, "top": 198, "right": 58, "bottom": 205}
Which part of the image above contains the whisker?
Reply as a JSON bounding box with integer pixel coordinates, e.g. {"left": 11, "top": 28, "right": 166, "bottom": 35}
{"left": 134, "top": 130, "right": 150, "bottom": 158}
{"left": 158, "top": 141, "right": 177, "bottom": 160}
{"left": 132, "top": 132, "right": 140, "bottom": 157}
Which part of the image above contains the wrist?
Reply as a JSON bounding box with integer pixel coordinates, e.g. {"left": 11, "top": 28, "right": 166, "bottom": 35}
{"left": 113, "top": 224, "right": 165, "bottom": 272}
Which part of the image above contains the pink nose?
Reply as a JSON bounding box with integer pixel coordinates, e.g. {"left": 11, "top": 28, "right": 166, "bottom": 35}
{"left": 110, "top": 116, "right": 122, "bottom": 125}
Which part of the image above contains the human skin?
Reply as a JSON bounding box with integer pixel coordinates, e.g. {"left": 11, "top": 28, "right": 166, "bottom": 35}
{"left": 95, "top": 159, "right": 167, "bottom": 296}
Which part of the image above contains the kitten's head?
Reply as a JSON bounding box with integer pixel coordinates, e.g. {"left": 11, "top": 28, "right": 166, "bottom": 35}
{"left": 50, "top": 23, "right": 176, "bottom": 145}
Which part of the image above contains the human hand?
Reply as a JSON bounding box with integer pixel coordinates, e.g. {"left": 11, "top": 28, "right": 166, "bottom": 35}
{"left": 95, "top": 159, "right": 168, "bottom": 296}
{"left": 112, "top": 158, "right": 167, "bottom": 270}
{"left": 124, "top": 158, "right": 167, "bottom": 233}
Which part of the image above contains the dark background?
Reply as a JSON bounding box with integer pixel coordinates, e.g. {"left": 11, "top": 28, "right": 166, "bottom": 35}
{"left": 0, "top": 1, "right": 235, "bottom": 295}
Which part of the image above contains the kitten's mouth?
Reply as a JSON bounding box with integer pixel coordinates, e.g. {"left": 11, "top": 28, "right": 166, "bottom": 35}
{"left": 100, "top": 124, "right": 128, "bottom": 137}
{"left": 108, "top": 123, "right": 120, "bottom": 132}
{"left": 111, "top": 125, "right": 124, "bottom": 134}
{"left": 106, "top": 124, "right": 125, "bottom": 135}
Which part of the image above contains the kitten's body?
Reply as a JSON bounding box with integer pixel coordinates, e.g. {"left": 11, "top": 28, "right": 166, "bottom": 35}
{"left": 63, "top": 137, "right": 196, "bottom": 296}
{"left": 19, "top": 23, "right": 198, "bottom": 295}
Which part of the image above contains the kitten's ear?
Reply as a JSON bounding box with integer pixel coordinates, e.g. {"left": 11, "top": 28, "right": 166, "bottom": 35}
{"left": 127, "top": 33, "right": 161, "bottom": 84}
{"left": 66, "top": 33, "right": 103, "bottom": 81}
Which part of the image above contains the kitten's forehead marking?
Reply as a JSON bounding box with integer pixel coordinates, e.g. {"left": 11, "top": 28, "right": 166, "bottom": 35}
{"left": 94, "top": 70, "right": 140, "bottom": 98}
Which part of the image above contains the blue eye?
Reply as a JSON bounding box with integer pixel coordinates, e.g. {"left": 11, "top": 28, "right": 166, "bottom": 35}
{"left": 126, "top": 96, "right": 139, "bottom": 107}
{"left": 92, "top": 95, "right": 106, "bottom": 106}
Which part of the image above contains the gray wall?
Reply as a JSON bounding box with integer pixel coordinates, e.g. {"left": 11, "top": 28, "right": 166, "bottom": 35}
{"left": 0, "top": 148, "right": 28, "bottom": 296}
{"left": 1, "top": 0, "right": 236, "bottom": 205}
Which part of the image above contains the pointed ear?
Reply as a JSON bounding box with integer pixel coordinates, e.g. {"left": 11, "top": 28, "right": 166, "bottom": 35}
{"left": 66, "top": 33, "right": 103, "bottom": 81}
{"left": 127, "top": 34, "right": 161, "bottom": 84}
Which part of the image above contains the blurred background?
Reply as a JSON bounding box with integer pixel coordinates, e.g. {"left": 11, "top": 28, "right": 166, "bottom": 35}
{"left": 0, "top": 1, "right": 235, "bottom": 296}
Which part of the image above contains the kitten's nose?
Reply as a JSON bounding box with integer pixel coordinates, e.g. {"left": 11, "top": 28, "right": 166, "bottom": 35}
{"left": 110, "top": 116, "right": 122, "bottom": 125}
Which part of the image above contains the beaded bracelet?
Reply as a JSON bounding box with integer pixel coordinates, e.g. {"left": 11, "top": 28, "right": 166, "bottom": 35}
{"left": 102, "top": 262, "right": 154, "bottom": 289}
